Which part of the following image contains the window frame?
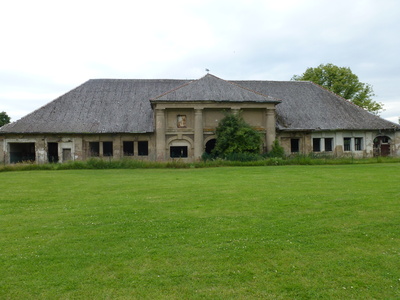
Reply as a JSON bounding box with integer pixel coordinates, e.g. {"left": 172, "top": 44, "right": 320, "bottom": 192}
{"left": 123, "top": 141, "right": 134, "bottom": 156}
{"left": 354, "top": 137, "right": 363, "bottom": 151}
{"left": 138, "top": 141, "right": 149, "bottom": 156}
{"left": 313, "top": 138, "right": 321, "bottom": 152}
{"left": 89, "top": 142, "right": 100, "bottom": 157}
{"left": 324, "top": 138, "right": 333, "bottom": 152}
{"left": 290, "top": 138, "right": 300, "bottom": 153}
{"left": 170, "top": 146, "right": 188, "bottom": 158}
{"left": 343, "top": 137, "right": 352, "bottom": 151}
{"left": 103, "top": 141, "right": 113, "bottom": 157}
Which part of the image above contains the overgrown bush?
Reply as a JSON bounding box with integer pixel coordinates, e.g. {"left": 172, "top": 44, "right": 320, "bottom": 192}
{"left": 267, "top": 139, "right": 285, "bottom": 158}
{"left": 213, "top": 112, "right": 262, "bottom": 157}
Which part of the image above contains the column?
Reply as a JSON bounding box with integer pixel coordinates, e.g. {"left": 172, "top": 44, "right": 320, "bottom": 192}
{"left": 265, "top": 109, "right": 276, "bottom": 152}
{"left": 194, "top": 108, "right": 204, "bottom": 160}
{"left": 155, "top": 109, "right": 166, "bottom": 161}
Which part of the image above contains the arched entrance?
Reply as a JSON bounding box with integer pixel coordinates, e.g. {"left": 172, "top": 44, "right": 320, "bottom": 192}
{"left": 373, "top": 136, "right": 391, "bottom": 156}
{"left": 205, "top": 139, "right": 216, "bottom": 154}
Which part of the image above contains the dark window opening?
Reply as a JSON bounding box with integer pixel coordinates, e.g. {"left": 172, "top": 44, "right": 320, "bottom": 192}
{"left": 103, "top": 141, "right": 113, "bottom": 156}
{"left": 48, "top": 142, "right": 59, "bottom": 163}
{"left": 205, "top": 139, "right": 216, "bottom": 154}
{"left": 170, "top": 146, "right": 188, "bottom": 158}
{"left": 9, "top": 143, "right": 36, "bottom": 164}
{"left": 291, "top": 139, "right": 299, "bottom": 153}
{"left": 89, "top": 142, "right": 100, "bottom": 157}
{"left": 324, "top": 138, "right": 333, "bottom": 152}
{"left": 123, "top": 141, "right": 134, "bottom": 156}
{"left": 344, "top": 138, "right": 351, "bottom": 151}
{"left": 313, "top": 138, "right": 321, "bottom": 152}
{"left": 355, "top": 138, "right": 363, "bottom": 151}
{"left": 138, "top": 141, "right": 148, "bottom": 156}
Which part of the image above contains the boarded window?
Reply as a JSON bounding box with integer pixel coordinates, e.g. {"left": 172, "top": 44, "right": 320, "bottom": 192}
{"left": 123, "top": 141, "right": 134, "bottom": 156}
{"left": 103, "top": 142, "right": 113, "bottom": 156}
{"left": 170, "top": 146, "right": 188, "bottom": 158}
{"left": 63, "top": 148, "right": 72, "bottom": 161}
{"left": 313, "top": 138, "right": 321, "bottom": 152}
{"left": 138, "top": 141, "right": 148, "bottom": 156}
{"left": 355, "top": 138, "right": 363, "bottom": 151}
{"left": 344, "top": 138, "right": 351, "bottom": 151}
{"left": 89, "top": 142, "right": 100, "bottom": 157}
{"left": 291, "top": 139, "right": 299, "bottom": 153}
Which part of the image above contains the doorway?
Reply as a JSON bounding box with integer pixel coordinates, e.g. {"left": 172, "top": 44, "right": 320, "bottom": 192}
{"left": 205, "top": 139, "right": 216, "bottom": 154}
{"left": 48, "top": 142, "right": 59, "bottom": 163}
{"left": 373, "top": 136, "right": 391, "bottom": 156}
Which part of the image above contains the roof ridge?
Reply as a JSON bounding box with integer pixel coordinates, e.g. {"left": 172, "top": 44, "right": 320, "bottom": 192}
{"left": 150, "top": 79, "right": 196, "bottom": 100}
{"left": 151, "top": 73, "right": 281, "bottom": 102}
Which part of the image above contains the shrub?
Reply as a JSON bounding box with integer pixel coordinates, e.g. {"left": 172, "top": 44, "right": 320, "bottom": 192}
{"left": 267, "top": 139, "right": 285, "bottom": 158}
{"left": 213, "top": 112, "right": 262, "bottom": 158}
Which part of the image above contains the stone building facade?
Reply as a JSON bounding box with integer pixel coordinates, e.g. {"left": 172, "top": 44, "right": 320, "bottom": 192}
{"left": 1, "top": 74, "right": 399, "bottom": 164}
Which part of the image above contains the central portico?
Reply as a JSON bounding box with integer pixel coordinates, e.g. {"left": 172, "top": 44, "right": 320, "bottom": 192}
{"left": 150, "top": 74, "right": 281, "bottom": 161}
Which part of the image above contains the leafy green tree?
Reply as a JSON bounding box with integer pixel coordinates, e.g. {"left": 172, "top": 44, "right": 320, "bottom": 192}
{"left": 213, "top": 112, "right": 262, "bottom": 158}
{"left": 292, "top": 63, "right": 383, "bottom": 115}
{"left": 0, "top": 111, "right": 11, "bottom": 127}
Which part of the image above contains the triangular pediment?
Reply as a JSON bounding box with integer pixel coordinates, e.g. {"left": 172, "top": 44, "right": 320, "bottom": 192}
{"left": 151, "top": 73, "right": 281, "bottom": 103}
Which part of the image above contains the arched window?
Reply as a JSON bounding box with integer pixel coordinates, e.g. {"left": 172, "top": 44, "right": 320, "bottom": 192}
{"left": 205, "top": 139, "right": 216, "bottom": 154}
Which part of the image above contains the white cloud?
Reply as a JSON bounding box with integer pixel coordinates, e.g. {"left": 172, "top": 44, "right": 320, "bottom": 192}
{"left": 1, "top": 0, "right": 400, "bottom": 121}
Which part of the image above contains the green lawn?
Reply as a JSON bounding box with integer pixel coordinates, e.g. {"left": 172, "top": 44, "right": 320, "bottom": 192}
{"left": 1, "top": 164, "right": 399, "bottom": 299}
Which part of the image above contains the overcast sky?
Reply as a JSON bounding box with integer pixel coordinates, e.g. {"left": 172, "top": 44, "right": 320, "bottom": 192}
{"left": 1, "top": 0, "right": 399, "bottom": 123}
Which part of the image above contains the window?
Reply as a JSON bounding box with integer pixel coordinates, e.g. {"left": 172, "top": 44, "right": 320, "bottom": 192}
{"left": 170, "top": 146, "right": 188, "bottom": 158}
{"left": 313, "top": 138, "right": 321, "bottom": 152}
{"left": 291, "top": 139, "right": 299, "bottom": 153}
{"left": 355, "top": 138, "right": 363, "bottom": 151}
{"left": 103, "top": 142, "right": 113, "bottom": 156}
{"left": 123, "top": 141, "right": 134, "bottom": 156}
{"left": 9, "top": 143, "right": 36, "bottom": 164}
{"left": 138, "top": 141, "right": 148, "bottom": 156}
{"left": 343, "top": 138, "right": 351, "bottom": 151}
{"left": 324, "top": 138, "right": 333, "bottom": 152}
{"left": 177, "top": 115, "right": 187, "bottom": 128}
{"left": 89, "top": 142, "right": 100, "bottom": 157}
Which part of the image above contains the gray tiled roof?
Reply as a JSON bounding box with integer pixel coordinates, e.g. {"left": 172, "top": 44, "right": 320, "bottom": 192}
{"left": 151, "top": 74, "right": 281, "bottom": 103}
{"left": 1, "top": 75, "right": 399, "bottom": 134}
{"left": 0, "top": 79, "right": 189, "bottom": 134}
{"left": 237, "top": 80, "right": 399, "bottom": 131}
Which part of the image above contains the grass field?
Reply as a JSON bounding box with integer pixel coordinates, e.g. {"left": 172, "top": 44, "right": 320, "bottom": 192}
{"left": 1, "top": 164, "right": 399, "bottom": 299}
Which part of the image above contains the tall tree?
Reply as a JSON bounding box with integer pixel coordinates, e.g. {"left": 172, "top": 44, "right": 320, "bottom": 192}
{"left": 0, "top": 111, "right": 11, "bottom": 127}
{"left": 292, "top": 63, "right": 383, "bottom": 115}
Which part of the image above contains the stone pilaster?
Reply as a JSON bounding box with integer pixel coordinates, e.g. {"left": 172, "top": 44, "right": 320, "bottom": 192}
{"left": 194, "top": 108, "right": 204, "bottom": 160}
{"left": 155, "top": 109, "right": 166, "bottom": 160}
{"left": 265, "top": 109, "right": 276, "bottom": 152}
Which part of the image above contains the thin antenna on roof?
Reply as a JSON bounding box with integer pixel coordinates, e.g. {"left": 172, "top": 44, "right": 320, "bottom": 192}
{"left": 205, "top": 68, "right": 210, "bottom": 73}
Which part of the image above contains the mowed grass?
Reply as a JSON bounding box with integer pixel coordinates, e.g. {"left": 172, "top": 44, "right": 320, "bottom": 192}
{"left": 1, "top": 164, "right": 399, "bottom": 299}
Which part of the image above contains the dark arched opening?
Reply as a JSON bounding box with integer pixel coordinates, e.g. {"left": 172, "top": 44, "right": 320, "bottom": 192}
{"left": 205, "top": 139, "right": 216, "bottom": 154}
